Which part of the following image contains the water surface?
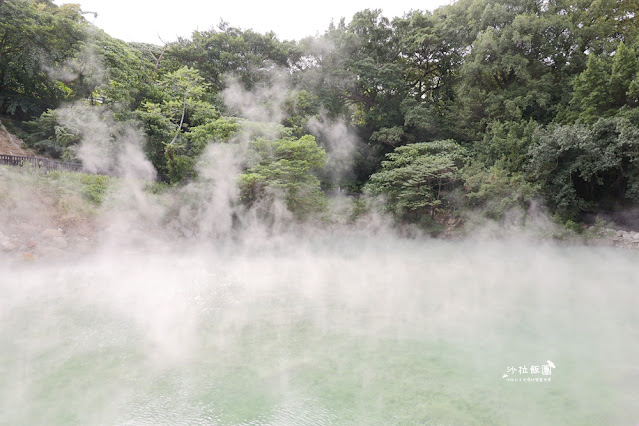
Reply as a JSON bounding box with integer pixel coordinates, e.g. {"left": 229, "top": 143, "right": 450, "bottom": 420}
{"left": 1, "top": 236, "right": 637, "bottom": 425}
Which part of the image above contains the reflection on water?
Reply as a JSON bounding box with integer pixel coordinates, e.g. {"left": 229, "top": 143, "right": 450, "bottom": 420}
{"left": 1, "top": 237, "right": 638, "bottom": 425}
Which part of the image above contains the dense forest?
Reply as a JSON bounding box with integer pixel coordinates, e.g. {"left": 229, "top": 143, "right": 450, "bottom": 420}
{"left": 2, "top": 0, "right": 639, "bottom": 230}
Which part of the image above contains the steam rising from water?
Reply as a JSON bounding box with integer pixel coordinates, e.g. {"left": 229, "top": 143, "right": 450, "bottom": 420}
{"left": 222, "top": 72, "right": 291, "bottom": 124}
{"left": 2, "top": 61, "right": 638, "bottom": 425}
{"left": 307, "top": 116, "right": 359, "bottom": 187}
{"left": 1, "top": 236, "right": 638, "bottom": 424}
{"left": 56, "top": 105, "right": 156, "bottom": 181}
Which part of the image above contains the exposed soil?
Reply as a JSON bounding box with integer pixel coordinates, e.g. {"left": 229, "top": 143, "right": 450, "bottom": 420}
{"left": 0, "top": 119, "right": 33, "bottom": 156}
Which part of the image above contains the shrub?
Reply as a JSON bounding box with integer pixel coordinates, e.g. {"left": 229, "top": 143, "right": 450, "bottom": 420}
{"left": 239, "top": 134, "right": 327, "bottom": 220}
{"left": 463, "top": 161, "right": 540, "bottom": 221}
{"left": 366, "top": 140, "right": 467, "bottom": 224}
{"left": 527, "top": 117, "right": 639, "bottom": 219}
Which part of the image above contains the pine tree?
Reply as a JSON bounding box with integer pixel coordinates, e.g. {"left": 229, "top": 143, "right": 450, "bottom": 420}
{"left": 609, "top": 42, "right": 637, "bottom": 108}
{"left": 571, "top": 54, "right": 611, "bottom": 123}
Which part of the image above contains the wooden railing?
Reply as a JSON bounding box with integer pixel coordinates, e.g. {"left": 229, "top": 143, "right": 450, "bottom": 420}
{"left": 0, "top": 154, "right": 83, "bottom": 173}
{"left": 0, "top": 154, "right": 169, "bottom": 182}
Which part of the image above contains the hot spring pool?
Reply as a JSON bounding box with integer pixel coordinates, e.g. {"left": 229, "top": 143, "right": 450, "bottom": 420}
{"left": 1, "top": 236, "right": 638, "bottom": 425}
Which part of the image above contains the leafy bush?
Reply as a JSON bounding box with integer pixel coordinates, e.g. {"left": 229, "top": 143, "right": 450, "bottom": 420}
{"left": 463, "top": 161, "right": 540, "bottom": 221}
{"left": 78, "top": 174, "right": 110, "bottom": 204}
{"left": 239, "top": 135, "right": 327, "bottom": 219}
{"left": 473, "top": 119, "right": 538, "bottom": 173}
{"left": 46, "top": 170, "right": 112, "bottom": 205}
{"left": 366, "top": 140, "right": 468, "bottom": 223}
{"left": 24, "top": 110, "right": 81, "bottom": 160}
{"left": 164, "top": 144, "right": 195, "bottom": 184}
{"left": 527, "top": 117, "right": 639, "bottom": 219}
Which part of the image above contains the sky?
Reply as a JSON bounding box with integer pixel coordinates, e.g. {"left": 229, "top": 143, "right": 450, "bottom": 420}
{"left": 53, "top": 0, "right": 454, "bottom": 44}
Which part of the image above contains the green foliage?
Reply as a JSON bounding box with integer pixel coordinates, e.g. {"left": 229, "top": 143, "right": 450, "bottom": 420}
{"left": 8, "top": 0, "right": 639, "bottom": 226}
{"left": 455, "top": 3, "right": 569, "bottom": 136}
{"left": 0, "top": 0, "right": 87, "bottom": 119}
{"left": 463, "top": 161, "right": 540, "bottom": 220}
{"left": 165, "top": 144, "right": 195, "bottom": 184}
{"left": 370, "top": 127, "right": 406, "bottom": 147}
{"left": 298, "top": 9, "right": 408, "bottom": 139}
{"left": 187, "top": 117, "right": 240, "bottom": 154}
{"left": 559, "top": 219, "right": 582, "bottom": 235}
{"left": 474, "top": 119, "right": 538, "bottom": 173}
{"left": 569, "top": 42, "right": 639, "bottom": 123}
{"left": 23, "top": 109, "right": 81, "bottom": 160}
{"left": 136, "top": 66, "right": 219, "bottom": 179}
{"left": 1, "top": 167, "right": 107, "bottom": 226}
{"left": 43, "top": 168, "right": 111, "bottom": 206}
{"left": 135, "top": 103, "right": 173, "bottom": 174}
{"left": 609, "top": 42, "right": 637, "bottom": 108}
{"left": 143, "top": 180, "right": 172, "bottom": 195}
{"left": 571, "top": 55, "right": 612, "bottom": 123}
{"left": 78, "top": 173, "right": 110, "bottom": 204}
{"left": 366, "top": 140, "right": 467, "bottom": 223}
{"left": 90, "top": 32, "right": 159, "bottom": 109}
{"left": 281, "top": 90, "right": 320, "bottom": 133}
{"left": 528, "top": 117, "right": 639, "bottom": 219}
{"left": 239, "top": 135, "right": 327, "bottom": 219}
{"left": 168, "top": 23, "right": 300, "bottom": 92}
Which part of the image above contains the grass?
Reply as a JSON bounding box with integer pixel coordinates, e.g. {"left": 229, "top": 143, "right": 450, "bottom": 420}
{"left": 0, "top": 166, "right": 109, "bottom": 237}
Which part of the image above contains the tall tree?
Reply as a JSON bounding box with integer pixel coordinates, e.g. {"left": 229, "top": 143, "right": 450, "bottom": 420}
{"left": 609, "top": 42, "right": 637, "bottom": 108}
{"left": 168, "top": 23, "right": 300, "bottom": 92}
{"left": 136, "top": 66, "right": 219, "bottom": 180}
{"left": 571, "top": 54, "right": 612, "bottom": 123}
{"left": 0, "top": 0, "right": 86, "bottom": 118}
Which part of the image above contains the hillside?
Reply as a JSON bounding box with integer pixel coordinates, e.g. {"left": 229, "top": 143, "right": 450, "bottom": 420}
{"left": 3, "top": 0, "right": 639, "bottom": 233}
{"left": 0, "top": 120, "right": 32, "bottom": 156}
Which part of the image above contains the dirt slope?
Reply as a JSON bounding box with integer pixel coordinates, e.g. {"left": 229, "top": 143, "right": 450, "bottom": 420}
{"left": 0, "top": 120, "right": 33, "bottom": 156}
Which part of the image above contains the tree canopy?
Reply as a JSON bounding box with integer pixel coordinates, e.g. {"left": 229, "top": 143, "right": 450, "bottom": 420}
{"left": 7, "top": 0, "right": 639, "bottom": 226}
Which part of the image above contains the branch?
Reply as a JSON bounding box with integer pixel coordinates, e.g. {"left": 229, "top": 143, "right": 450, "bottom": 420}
{"left": 151, "top": 42, "right": 168, "bottom": 80}
{"left": 169, "top": 93, "right": 188, "bottom": 145}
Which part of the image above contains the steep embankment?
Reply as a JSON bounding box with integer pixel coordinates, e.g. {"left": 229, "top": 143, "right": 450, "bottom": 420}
{"left": 0, "top": 165, "right": 98, "bottom": 261}
{"left": 0, "top": 119, "right": 33, "bottom": 156}
{"left": 0, "top": 120, "right": 87, "bottom": 260}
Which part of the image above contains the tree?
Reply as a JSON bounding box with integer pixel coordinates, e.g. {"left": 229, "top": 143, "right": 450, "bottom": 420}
{"left": 609, "top": 42, "right": 637, "bottom": 108}
{"left": 463, "top": 160, "right": 539, "bottom": 220}
{"left": 23, "top": 109, "right": 81, "bottom": 160}
{"left": 239, "top": 134, "right": 327, "bottom": 219}
{"left": 527, "top": 117, "right": 639, "bottom": 218}
{"left": 393, "top": 8, "right": 468, "bottom": 142}
{"left": 298, "top": 10, "right": 406, "bottom": 134}
{"left": 570, "top": 54, "right": 612, "bottom": 123}
{"left": 473, "top": 119, "right": 539, "bottom": 173}
{"left": 168, "top": 23, "right": 300, "bottom": 92}
{"left": 0, "top": 0, "right": 86, "bottom": 119}
{"left": 456, "top": 4, "right": 566, "bottom": 135}
{"left": 366, "top": 140, "right": 468, "bottom": 223}
{"left": 136, "top": 66, "right": 220, "bottom": 181}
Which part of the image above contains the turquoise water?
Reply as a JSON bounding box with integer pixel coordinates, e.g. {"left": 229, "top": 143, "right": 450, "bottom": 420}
{"left": 1, "top": 237, "right": 638, "bottom": 425}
